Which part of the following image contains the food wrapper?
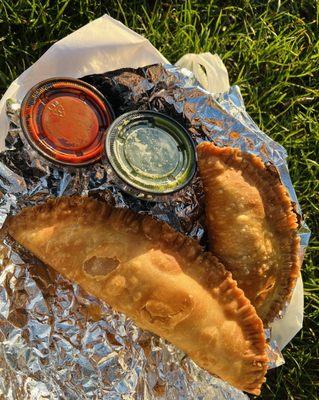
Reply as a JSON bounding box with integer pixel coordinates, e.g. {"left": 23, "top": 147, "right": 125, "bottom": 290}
{"left": 0, "top": 15, "right": 310, "bottom": 400}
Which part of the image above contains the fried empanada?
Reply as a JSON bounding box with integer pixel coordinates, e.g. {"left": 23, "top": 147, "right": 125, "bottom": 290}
{"left": 197, "top": 142, "right": 300, "bottom": 324}
{"left": 7, "top": 196, "right": 268, "bottom": 395}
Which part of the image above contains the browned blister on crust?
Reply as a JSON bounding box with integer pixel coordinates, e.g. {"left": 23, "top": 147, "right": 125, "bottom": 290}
{"left": 6, "top": 196, "right": 268, "bottom": 395}
{"left": 197, "top": 142, "right": 300, "bottom": 325}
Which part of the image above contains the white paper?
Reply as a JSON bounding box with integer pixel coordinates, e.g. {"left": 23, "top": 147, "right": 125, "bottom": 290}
{"left": 0, "top": 14, "right": 303, "bottom": 351}
{"left": 0, "top": 14, "right": 167, "bottom": 150}
{"left": 270, "top": 276, "right": 304, "bottom": 350}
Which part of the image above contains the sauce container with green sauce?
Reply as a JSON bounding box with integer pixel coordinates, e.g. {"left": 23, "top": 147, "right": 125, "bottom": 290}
{"left": 105, "top": 110, "right": 196, "bottom": 201}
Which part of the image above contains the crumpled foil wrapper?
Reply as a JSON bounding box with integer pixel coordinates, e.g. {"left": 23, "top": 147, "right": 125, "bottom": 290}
{"left": 0, "top": 64, "right": 310, "bottom": 399}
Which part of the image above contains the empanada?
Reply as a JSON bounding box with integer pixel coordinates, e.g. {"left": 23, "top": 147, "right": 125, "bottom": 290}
{"left": 197, "top": 142, "right": 300, "bottom": 324}
{"left": 6, "top": 196, "right": 268, "bottom": 395}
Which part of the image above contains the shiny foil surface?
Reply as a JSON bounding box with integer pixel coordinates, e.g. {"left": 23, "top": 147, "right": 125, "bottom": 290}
{"left": 0, "top": 64, "right": 310, "bottom": 399}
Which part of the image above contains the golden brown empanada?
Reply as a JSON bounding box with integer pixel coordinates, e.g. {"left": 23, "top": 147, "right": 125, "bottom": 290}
{"left": 7, "top": 196, "right": 268, "bottom": 395}
{"left": 197, "top": 142, "right": 300, "bottom": 325}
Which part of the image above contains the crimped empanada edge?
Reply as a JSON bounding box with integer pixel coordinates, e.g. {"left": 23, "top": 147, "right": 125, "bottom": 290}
{"left": 6, "top": 195, "right": 268, "bottom": 395}
{"left": 197, "top": 141, "right": 301, "bottom": 326}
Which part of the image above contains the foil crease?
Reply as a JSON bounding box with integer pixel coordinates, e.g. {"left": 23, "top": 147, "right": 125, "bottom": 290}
{"left": 0, "top": 63, "right": 310, "bottom": 399}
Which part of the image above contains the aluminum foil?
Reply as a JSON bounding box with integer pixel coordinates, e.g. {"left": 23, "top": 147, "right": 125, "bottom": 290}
{"left": 0, "top": 63, "right": 310, "bottom": 399}
{"left": 0, "top": 240, "right": 248, "bottom": 400}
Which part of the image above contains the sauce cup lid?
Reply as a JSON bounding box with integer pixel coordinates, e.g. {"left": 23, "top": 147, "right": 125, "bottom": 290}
{"left": 105, "top": 110, "right": 196, "bottom": 195}
{"left": 20, "top": 78, "right": 114, "bottom": 166}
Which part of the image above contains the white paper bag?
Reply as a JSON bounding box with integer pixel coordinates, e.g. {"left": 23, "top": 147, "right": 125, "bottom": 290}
{"left": 0, "top": 14, "right": 303, "bottom": 351}
{"left": 176, "top": 52, "right": 230, "bottom": 94}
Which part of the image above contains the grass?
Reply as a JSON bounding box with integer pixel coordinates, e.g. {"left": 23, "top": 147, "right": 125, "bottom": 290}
{"left": 0, "top": 0, "right": 318, "bottom": 398}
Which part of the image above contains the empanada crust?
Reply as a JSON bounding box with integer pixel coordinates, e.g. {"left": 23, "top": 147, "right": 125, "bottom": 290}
{"left": 7, "top": 196, "right": 268, "bottom": 395}
{"left": 197, "top": 142, "right": 300, "bottom": 325}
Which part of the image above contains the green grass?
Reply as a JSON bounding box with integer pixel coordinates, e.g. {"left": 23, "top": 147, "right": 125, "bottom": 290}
{"left": 0, "top": 1, "right": 318, "bottom": 399}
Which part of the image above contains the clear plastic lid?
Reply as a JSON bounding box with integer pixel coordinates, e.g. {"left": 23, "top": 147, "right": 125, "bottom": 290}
{"left": 105, "top": 111, "right": 196, "bottom": 195}
{"left": 20, "top": 78, "right": 114, "bottom": 166}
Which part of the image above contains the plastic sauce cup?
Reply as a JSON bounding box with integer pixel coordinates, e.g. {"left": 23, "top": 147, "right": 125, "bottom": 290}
{"left": 20, "top": 77, "right": 114, "bottom": 167}
{"left": 105, "top": 110, "right": 196, "bottom": 201}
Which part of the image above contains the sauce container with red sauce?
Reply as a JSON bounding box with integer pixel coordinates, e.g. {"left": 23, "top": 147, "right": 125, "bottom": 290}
{"left": 20, "top": 78, "right": 114, "bottom": 166}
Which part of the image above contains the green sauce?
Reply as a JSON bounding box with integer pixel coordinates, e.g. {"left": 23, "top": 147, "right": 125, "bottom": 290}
{"left": 105, "top": 111, "right": 196, "bottom": 197}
